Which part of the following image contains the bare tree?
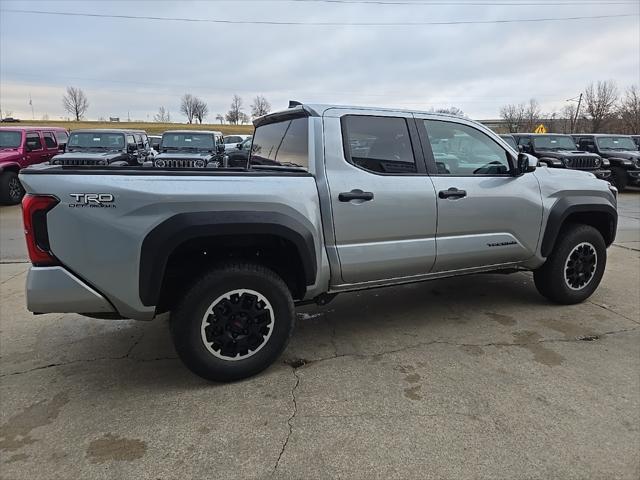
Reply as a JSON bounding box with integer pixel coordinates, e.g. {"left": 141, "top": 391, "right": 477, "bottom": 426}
{"left": 433, "top": 106, "right": 465, "bottom": 117}
{"left": 251, "top": 95, "right": 271, "bottom": 118}
{"left": 180, "top": 94, "right": 198, "bottom": 124}
{"left": 193, "top": 98, "right": 209, "bottom": 124}
{"left": 584, "top": 81, "right": 618, "bottom": 132}
{"left": 62, "top": 86, "right": 89, "bottom": 121}
{"left": 499, "top": 103, "right": 526, "bottom": 133}
{"left": 215, "top": 113, "right": 225, "bottom": 124}
{"left": 523, "top": 99, "right": 542, "bottom": 131}
{"left": 154, "top": 106, "right": 170, "bottom": 123}
{"left": 239, "top": 112, "right": 250, "bottom": 125}
{"left": 619, "top": 85, "right": 640, "bottom": 134}
{"left": 225, "top": 95, "right": 244, "bottom": 125}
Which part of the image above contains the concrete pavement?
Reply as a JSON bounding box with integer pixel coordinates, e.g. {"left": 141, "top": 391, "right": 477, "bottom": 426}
{"left": 0, "top": 194, "right": 639, "bottom": 479}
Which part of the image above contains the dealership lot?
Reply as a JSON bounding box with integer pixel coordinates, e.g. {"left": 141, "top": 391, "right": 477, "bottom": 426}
{"left": 0, "top": 193, "right": 639, "bottom": 479}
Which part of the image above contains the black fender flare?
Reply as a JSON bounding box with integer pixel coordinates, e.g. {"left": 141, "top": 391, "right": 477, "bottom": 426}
{"left": 139, "top": 211, "right": 317, "bottom": 306}
{"left": 540, "top": 196, "right": 617, "bottom": 257}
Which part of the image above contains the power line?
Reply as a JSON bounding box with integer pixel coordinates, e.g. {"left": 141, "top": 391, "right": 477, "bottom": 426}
{"left": 1, "top": 9, "right": 637, "bottom": 26}
{"left": 288, "top": 0, "right": 638, "bottom": 4}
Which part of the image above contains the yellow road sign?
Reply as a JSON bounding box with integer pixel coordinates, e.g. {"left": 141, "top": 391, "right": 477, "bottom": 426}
{"left": 534, "top": 124, "right": 547, "bottom": 134}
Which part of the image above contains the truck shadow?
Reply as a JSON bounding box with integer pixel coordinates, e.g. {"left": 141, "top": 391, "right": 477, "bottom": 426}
{"left": 73, "top": 270, "right": 556, "bottom": 389}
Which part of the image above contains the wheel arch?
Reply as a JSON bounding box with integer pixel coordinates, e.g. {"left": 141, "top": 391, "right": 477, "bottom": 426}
{"left": 541, "top": 197, "right": 617, "bottom": 258}
{"left": 139, "top": 211, "right": 318, "bottom": 307}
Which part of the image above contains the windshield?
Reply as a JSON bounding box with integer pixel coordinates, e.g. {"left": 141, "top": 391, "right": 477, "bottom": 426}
{"left": 161, "top": 133, "right": 214, "bottom": 150}
{"left": 0, "top": 131, "right": 22, "bottom": 148}
{"left": 596, "top": 136, "right": 636, "bottom": 151}
{"left": 533, "top": 135, "right": 576, "bottom": 151}
{"left": 67, "top": 132, "right": 125, "bottom": 151}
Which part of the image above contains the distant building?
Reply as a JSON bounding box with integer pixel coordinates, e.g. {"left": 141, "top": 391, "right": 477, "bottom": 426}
{"left": 109, "top": 117, "right": 120, "bottom": 122}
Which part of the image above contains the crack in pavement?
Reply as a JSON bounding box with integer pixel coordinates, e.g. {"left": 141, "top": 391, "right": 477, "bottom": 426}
{"left": 273, "top": 365, "right": 300, "bottom": 475}
{"left": 295, "top": 326, "right": 640, "bottom": 367}
{"left": 588, "top": 300, "right": 640, "bottom": 325}
{"left": 0, "top": 330, "right": 148, "bottom": 378}
{"left": 2, "top": 326, "right": 638, "bottom": 379}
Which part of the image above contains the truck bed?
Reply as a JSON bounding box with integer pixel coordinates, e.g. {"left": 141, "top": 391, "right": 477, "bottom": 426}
{"left": 20, "top": 165, "right": 326, "bottom": 320}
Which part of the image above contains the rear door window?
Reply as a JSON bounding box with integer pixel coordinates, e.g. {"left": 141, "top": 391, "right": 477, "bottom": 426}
{"left": 250, "top": 117, "right": 308, "bottom": 169}
{"left": 42, "top": 132, "right": 58, "bottom": 149}
{"left": 341, "top": 115, "right": 416, "bottom": 174}
{"left": 26, "top": 133, "right": 43, "bottom": 150}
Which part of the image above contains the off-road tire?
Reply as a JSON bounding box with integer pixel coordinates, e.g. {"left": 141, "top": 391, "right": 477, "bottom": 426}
{"left": 170, "top": 261, "right": 295, "bottom": 382}
{"left": 0, "top": 171, "right": 25, "bottom": 205}
{"left": 533, "top": 224, "right": 606, "bottom": 305}
{"left": 610, "top": 166, "right": 628, "bottom": 192}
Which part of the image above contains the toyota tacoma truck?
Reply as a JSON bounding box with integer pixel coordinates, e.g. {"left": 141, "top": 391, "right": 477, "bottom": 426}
{"left": 20, "top": 103, "right": 618, "bottom": 382}
{"left": 513, "top": 133, "right": 611, "bottom": 181}
{"left": 572, "top": 134, "right": 640, "bottom": 191}
{"left": 152, "top": 130, "right": 225, "bottom": 168}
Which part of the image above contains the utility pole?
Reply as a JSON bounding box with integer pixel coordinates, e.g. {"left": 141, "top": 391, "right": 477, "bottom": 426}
{"left": 29, "top": 93, "right": 34, "bottom": 120}
{"left": 572, "top": 93, "right": 582, "bottom": 134}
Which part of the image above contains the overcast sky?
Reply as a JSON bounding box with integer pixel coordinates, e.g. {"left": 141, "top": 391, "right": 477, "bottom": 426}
{"left": 0, "top": 0, "right": 638, "bottom": 122}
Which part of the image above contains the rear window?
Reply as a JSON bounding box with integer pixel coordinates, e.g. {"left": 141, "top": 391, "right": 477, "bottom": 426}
{"left": 342, "top": 115, "right": 416, "bottom": 174}
{"left": 250, "top": 118, "right": 308, "bottom": 169}
{"left": 0, "top": 131, "right": 22, "bottom": 148}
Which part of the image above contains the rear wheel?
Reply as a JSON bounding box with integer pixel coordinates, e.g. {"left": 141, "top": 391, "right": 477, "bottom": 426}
{"left": 610, "top": 166, "right": 628, "bottom": 192}
{"left": 0, "top": 171, "right": 25, "bottom": 205}
{"left": 170, "top": 261, "right": 295, "bottom": 382}
{"left": 534, "top": 224, "right": 606, "bottom": 304}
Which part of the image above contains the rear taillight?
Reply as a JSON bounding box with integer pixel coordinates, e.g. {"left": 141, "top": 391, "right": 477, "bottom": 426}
{"left": 21, "top": 194, "right": 59, "bottom": 266}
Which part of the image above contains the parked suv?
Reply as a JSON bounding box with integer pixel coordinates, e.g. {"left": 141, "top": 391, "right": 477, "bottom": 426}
{"left": 153, "top": 130, "right": 225, "bottom": 168}
{"left": 0, "top": 126, "right": 67, "bottom": 204}
{"left": 572, "top": 134, "right": 640, "bottom": 191}
{"left": 51, "top": 129, "right": 150, "bottom": 167}
{"left": 225, "top": 136, "right": 252, "bottom": 167}
{"left": 223, "top": 134, "right": 252, "bottom": 152}
{"left": 513, "top": 133, "right": 611, "bottom": 181}
{"left": 20, "top": 102, "right": 618, "bottom": 381}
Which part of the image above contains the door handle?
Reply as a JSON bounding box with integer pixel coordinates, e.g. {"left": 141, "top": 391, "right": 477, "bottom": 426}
{"left": 339, "top": 189, "right": 374, "bottom": 202}
{"left": 438, "top": 187, "right": 467, "bottom": 199}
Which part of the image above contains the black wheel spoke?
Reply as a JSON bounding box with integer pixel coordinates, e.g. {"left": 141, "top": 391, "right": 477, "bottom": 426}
{"left": 202, "top": 290, "right": 273, "bottom": 360}
{"left": 565, "top": 243, "right": 597, "bottom": 290}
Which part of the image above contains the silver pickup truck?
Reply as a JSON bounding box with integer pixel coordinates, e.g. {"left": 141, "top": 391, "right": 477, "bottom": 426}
{"left": 20, "top": 103, "right": 618, "bottom": 381}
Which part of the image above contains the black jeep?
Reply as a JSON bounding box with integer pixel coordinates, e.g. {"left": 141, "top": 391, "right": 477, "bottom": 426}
{"left": 513, "top": 133, "right": 611, "bottom": 181}
{"left": 51, "top": 129, "right": 150, "bottom": 167}
{"left": 573, "top": 134, "right": 640, "bottom": 191}
{"left": 153, "top": 130, "right": 225, "bottom": 168}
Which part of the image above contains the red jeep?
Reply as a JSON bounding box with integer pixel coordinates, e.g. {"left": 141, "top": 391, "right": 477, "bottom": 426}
{"left": 0, "top": 126, "right": 68, "bottom": 204}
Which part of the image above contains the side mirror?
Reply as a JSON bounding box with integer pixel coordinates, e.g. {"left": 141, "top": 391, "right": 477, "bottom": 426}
{"left": 25, "top": 143, "right": 33, "bottom": 152}
{"left": 127, "top": 145, "right": 137, "bottom": 154}
{"left": 236, "top": 143, "right": 243, "bottom": 149}
{"left": 217, "top": 144, "right": 225, "bottom": 154}
{"left": 515, "top": 153, "right": 537, "bottom": 175}
{"left": 517, "top": 144, "right": 524, "bottom": 153}
{"left": 59, "top": 144, "right": 66, "bottom": 153}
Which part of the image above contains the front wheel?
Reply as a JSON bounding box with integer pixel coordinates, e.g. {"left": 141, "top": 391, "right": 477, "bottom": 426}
{"left": 0, "top": 171, "right": 25, "bottom": 205}
{"left": 533, "top": 224, "right": 606, "bottom": 304}
{"left": 170, "top": 262, "right": 295, "bottom": 382}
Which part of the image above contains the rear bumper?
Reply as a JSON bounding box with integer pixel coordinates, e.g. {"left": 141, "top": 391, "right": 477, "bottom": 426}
{"left": 26, "top": 266, "right": 115, "bottom": 314}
